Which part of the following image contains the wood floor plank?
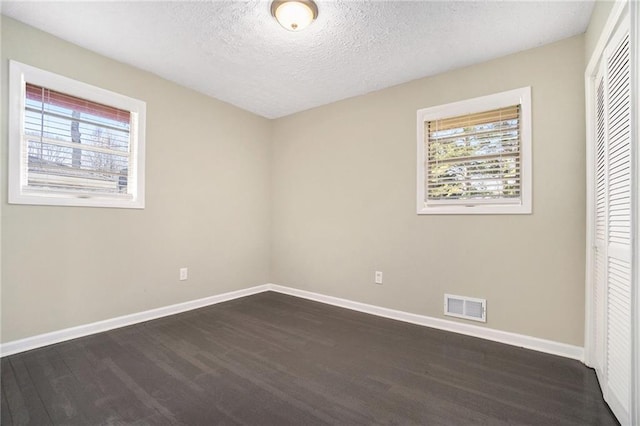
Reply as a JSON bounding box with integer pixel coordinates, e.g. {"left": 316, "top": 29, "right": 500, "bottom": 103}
{"left": 2, "top": 357, "right": 52, "bottom": 425}
{"left": 1, "top": 389, "right": 12, "bottom": 426}
{"left": 53, "top": 342, "right": 135, "bottom": 425}
{"left": 1, "top": 359, "right": 15, "bottom": 426}
{"left": 0, "top": 292, "right": 620, "bottom": 425}
{"left": 18, "top": 349, "right": 92, "bottom": 425}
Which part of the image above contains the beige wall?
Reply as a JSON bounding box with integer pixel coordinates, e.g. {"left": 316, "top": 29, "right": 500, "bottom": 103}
{"left": 1, "top": 17, "right": 272, "bottom": 342}
{"left": 271, "top": 35, "right": 587, "bottom": 346}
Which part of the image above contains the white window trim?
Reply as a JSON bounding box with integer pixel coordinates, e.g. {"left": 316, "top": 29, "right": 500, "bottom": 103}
{"left": 8, "top": 60, "right": 146, "bottom": 209}
{"left": 416, "top": 87, "right": 532, "bottom": 215}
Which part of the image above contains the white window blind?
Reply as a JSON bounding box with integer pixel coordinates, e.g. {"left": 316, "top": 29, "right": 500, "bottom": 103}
{"left": 24, "top": 83, "right": 133, "bottom": 198}
{"left": 426, "top": 105, "right": 521, "bottom": 204}
{"left": 9, "top": 60, "right": 146, "bottom": 208}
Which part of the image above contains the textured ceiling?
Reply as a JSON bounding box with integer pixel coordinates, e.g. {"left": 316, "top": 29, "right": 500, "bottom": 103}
{"left": 2, "top": 1, "right": 594, "bottom": 119}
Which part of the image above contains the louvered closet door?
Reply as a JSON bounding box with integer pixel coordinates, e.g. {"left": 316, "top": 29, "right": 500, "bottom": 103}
{"left": 593, "top": 71, "right": 606, "bottom": 377}
{"left": 602, "top": 24, "right": 632, "bottom": 424}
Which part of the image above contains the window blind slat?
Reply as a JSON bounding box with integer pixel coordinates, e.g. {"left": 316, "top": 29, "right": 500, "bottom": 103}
{"left": 26, "top": 135, "right": 130, "bottom": 158}
{"left": 427, "top": 180, "right": 521, "bottom": 188}
{"left": 427, "top": 169, "right": 521, "bottom": 181}
{"left": 427, "top": 151, "right": 520, "bottom": 166}
{"left": 427, "top": 106, "right": 520, "bottom": 131}
{"left": 428, "top": 124, "right": 520, "bottom": 142}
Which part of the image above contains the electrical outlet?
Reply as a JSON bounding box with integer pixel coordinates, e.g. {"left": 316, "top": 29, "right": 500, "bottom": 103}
{"left": 179, "top": 267, "right": 188, "bottom": 281}
{"left": 375, "top": 271, "right": 383, "bottom": 285}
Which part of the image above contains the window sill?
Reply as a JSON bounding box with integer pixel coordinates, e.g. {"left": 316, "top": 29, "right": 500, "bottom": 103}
{"left": 417, "top": 203, "right": 532, "bottom": 215}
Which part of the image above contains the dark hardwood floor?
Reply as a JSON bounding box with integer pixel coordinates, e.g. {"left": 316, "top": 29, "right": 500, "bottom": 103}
{"left": 1, "top": 291, "right": 619, "bottom": 425}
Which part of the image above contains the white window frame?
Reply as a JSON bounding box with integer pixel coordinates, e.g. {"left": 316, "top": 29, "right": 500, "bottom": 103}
{"left": 416, "top": 87, "right": 532, "bottom": 215}
{"left": 8, "top": 60, "right": 146, "bottom": 209}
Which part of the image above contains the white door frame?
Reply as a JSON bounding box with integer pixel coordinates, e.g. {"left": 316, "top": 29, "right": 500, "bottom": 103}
{"left": 630, "top": 1, "right": 639, "bottom": 423}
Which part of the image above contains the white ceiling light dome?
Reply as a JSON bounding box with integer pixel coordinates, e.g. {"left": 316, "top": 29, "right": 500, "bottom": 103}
{"left": 271, "top": 0, "right": 318, "bottom": 32}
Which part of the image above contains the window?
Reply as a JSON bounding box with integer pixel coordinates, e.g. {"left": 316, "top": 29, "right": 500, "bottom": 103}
{"left": 9, "top": 60, "right": 146, "bottom": 208}
{"left": 417, "top": 87, "right": 531, "bottom": 214}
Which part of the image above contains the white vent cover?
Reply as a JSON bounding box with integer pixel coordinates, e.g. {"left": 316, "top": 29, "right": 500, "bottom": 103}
{"left": 444, "top": 294, "right": 486, "bottom": 322}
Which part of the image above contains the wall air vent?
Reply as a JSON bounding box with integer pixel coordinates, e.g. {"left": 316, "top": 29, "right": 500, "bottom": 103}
{"left": 444, "top": 294, "right": 486, "bottom": 322}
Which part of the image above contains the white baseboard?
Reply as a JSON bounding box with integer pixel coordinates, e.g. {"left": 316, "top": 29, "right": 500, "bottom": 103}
{"left": 1, "top": 282, "right": 584, "bottom": 363}
{"left": 268, "top": 284, "right": 585, "bottom": 362}
{"left": 0, "top": 284, "right": 270, "bottom": 357}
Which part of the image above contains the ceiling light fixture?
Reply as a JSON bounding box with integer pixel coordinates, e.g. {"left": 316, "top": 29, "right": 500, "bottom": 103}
{"left": 271, "top": 0, "right": 318, "bottom": 32}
